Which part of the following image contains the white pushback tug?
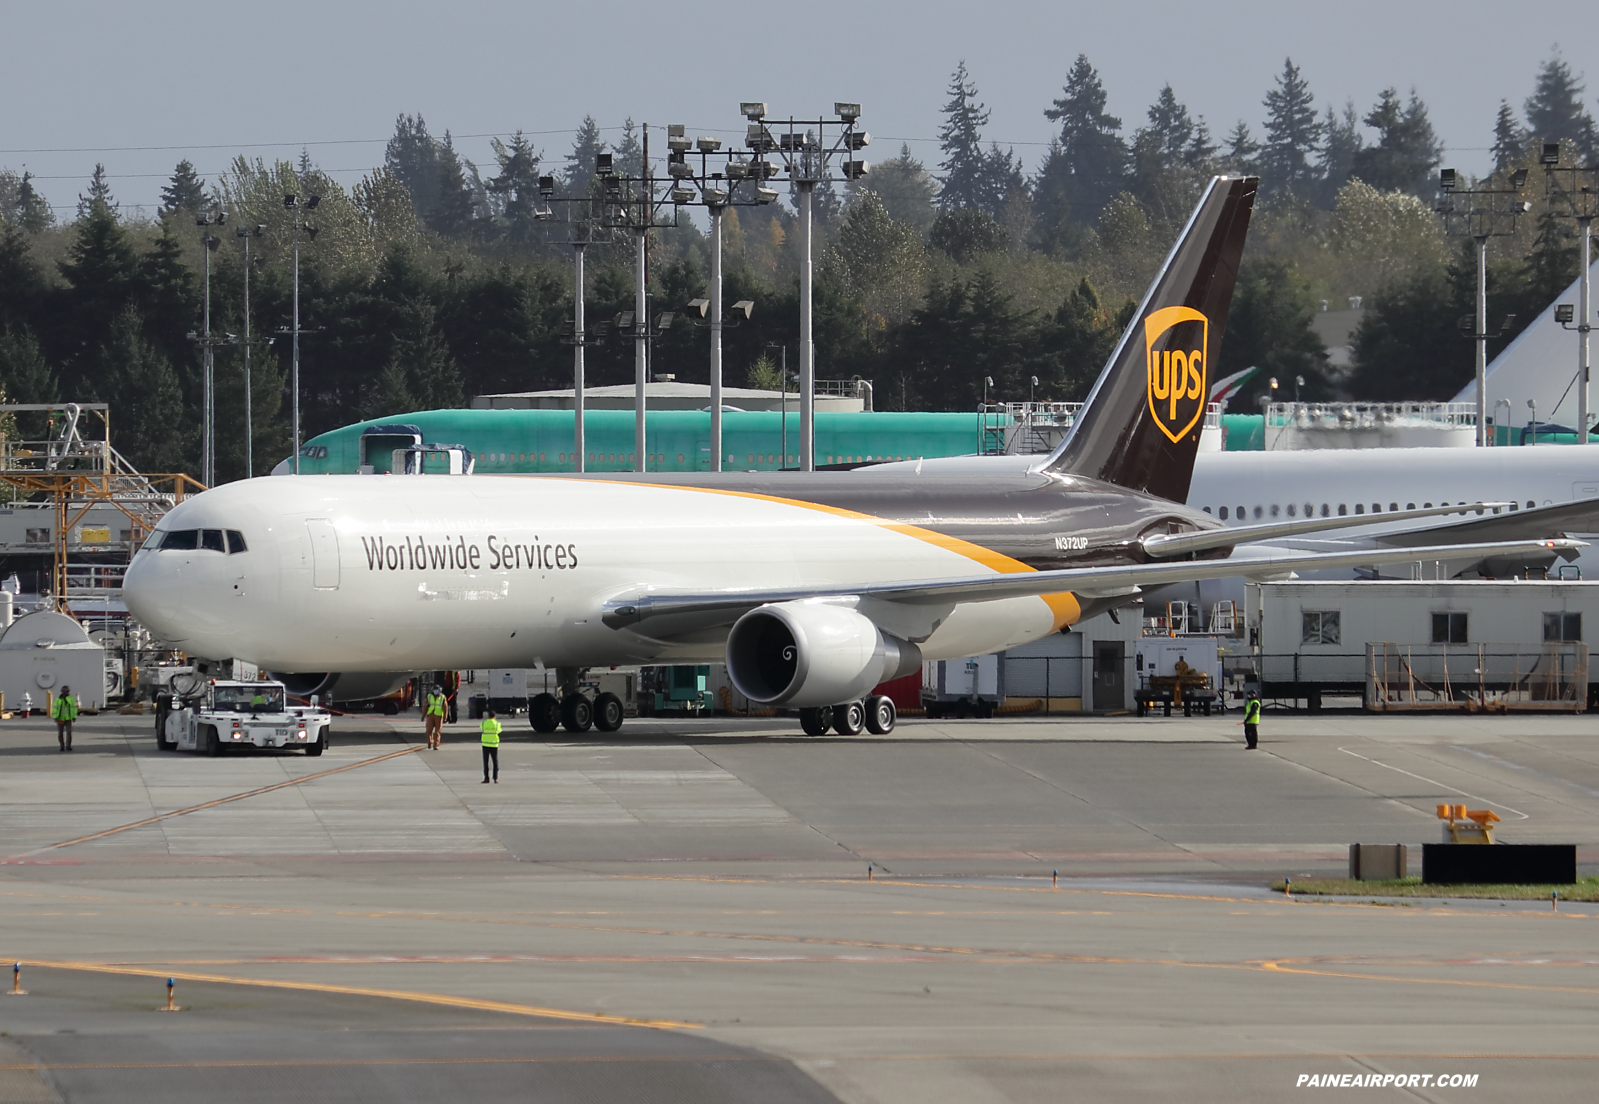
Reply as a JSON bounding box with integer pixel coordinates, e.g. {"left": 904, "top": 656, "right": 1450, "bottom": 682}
{"left": 156, "top": 677, "right": 331, "bottom": 756}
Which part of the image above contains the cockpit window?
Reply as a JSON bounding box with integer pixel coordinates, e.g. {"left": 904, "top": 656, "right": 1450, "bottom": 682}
{"left": 156, "top": 529, "right": 198, "bottom": 550}
{"left": 201, "top": 529, "right": 226, "bottom": 552}
{"left": 226, "top": 530, "right": 248, "bottom": 554}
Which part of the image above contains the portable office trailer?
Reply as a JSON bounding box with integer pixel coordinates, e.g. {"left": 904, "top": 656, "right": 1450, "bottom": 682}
{"left": 1245, "top": 580, "right": 1597, "bottom": 710}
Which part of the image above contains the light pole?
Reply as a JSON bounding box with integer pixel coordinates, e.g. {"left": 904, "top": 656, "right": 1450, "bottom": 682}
{"left": 194, "top": 208, "right": 227, "bottom": 486}
{"left": 664, "top": 126, "right": 778, "bottom": 470}
{"left": 740, "top": 101, "right": 869, "bottom": 471}
{"left": 768, "top": 343, "right": 790, "bottom": 467}
{"left": 282, "top": 193, "right": 321, "bottom": 473}
{"left": 1436, "top": 167, "right": 1531, "bottom": 445}
{"left": 235, "top": 222, "right": 265, "bottom": 478}
{"left": 1528, "top": 397, "right": 1538, "bottom": 445}
{"left": 1545, "top": 142, "right": 1599, "bottom": 442}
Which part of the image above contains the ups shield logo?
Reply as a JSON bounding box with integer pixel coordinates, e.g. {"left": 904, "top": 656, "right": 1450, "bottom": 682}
{"left": 1144, "top": 306, "right": 1209, "bottom": 443}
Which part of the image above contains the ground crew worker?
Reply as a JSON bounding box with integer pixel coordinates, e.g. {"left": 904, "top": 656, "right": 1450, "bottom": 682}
{"left": 480, "top": 708, "right": 501, "bottom": 783}
{"left": 1241, "top": 690, "right": 1261, "bottom": 750}
{"left": 53, "top": 684, "right": 79, "bottom": 752}
{"left": 424, "top": 684, "right": 447, "bottom": 750}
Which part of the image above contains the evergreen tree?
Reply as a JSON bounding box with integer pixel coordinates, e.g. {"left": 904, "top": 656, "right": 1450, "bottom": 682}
{"left": 930, "top": 208, "right": 1008, "bottom": 263}
{"left": 563, "top": 116, "right": 606, "bottom": 196}
{"left": 1221, "top": 121, "right": 1259, "bottom": 175}
{"left": 431, "top": 132, "right": 477, "bottom": 238}
{"left": 0, "top": 327, "right": 57, "bottom": 405}
{"left": 1035, "top": 277, "right": 1122, "bottom": 399}
{"left": 138, "top": 218, "right": 199, "bottom": 367}
{"left": 1525, "top": 210, "right": 1578, "bottom": 306}
{"left": 1350, "top": 88, "right": 1442, "bottom": 196}
{"left": 854, "top": 143, "right": 937, "bottom": 233}
{"left": 1036, "top": 54, "right": 1128, "bottom": 227}
{"left": 1317, "top": 102, "right": 1362, "bottom": 205}
{"left": 57, "top": 196, "right": 141, "bottom": 390}
{"left": 159, "top": 159, "right": 206, "bottom": 216}
{"left": 0, "top": 223, "right": 43, "bottom": 334}
{"left": 76, "top": 163, "right": 118, "bottom": 220}
{"left": 614, "top": 118, "right": 644, "bottom": 180}
{"left": 937, "top": 61, "right": 993, "bottom": 212}
{"left": 100, "top": 307, "right": 187, "bottom": 473}
{"left": 1130, "top": 86, "right": 1214, "bottom": 225}
{"left": 1260, "top": 58, "right": 1323, "bottom": 197}
{"left": 1, "top": 170, "right": 54, "bottom": 231}
{"left": 1216, "top": 260, "right": 1332, "bottom": 405}
{"left": 486, "top": 131, "right": 543, "bottom": 245}
{"left": 1525, "top": 52, "right": 1598, "bottom": 161}
{"left": 385, "top": 114, "right": 442, "bottom": 221}
{"left": 1492, "top": 101, "right": 1527, "bottom": 174}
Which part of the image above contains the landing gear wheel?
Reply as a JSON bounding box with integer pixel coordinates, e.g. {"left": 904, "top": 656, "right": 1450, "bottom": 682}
{"left": 865, "top": 695, "right": 896, "bottom": 735}
{"left": 202, "top": 724, "right": 220, "bottom": 758}
{"left": 799, "top": 706, "right": 833, "bottom": 736}
{"left": 528, "top": 693, "right": 560, "bottom": 733}
{"left": 832, "top": 701, "right": 865, "bottom": 736}
{"left": 593, "top": 692, "right": 624, "bottom": 733}
{"left": 561, "top": 694, "right": 594, "bottom": 733}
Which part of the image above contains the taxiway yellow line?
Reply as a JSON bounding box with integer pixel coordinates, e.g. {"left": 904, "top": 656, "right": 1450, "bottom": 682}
{"left": 19, "top": 959, "right": 699, "bottom": 1030}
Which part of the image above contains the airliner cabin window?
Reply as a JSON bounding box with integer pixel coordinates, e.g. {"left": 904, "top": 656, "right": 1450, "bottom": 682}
{"left": 1338, "top": 504, "right": 1348, "bottom": 516}
{"left": 1287, "top": 504, "right": 1297, "bottom": 517}
{"left": 1219, "top": 507, "right": 1229, "bottom": 520}
{"left": 1203, "top": 506, "right": 1212, "bottom": 514}
{"left": 1528, "top": 501, "right": 1535, "bottom": 509}
{"left": 1354, "top": 504, "right": 1364, "bottom": 514}
{"left": 1270, "top": 504, "right": 1280, "bottom": 518}
{"left": 1431, "top": 612, "right": 1468, "bottom": 644}
{"left": 1321, "top": 504, "right": 1329, "bottom": 517}
{"left": 1406, "top": 503, "right": 1416, "bottom": 510}
{"left": 1302, "top": 610, "right": 1340, "bottom": 645}
{"left": 1391, "top": 503, "right": 1399, "bottom": 512}
{"left": 1544, "top": 612, "right": 1582, "bottom": 642}
{"left": 1253, "top": 506, "right": 1263, "bottom": 519}
{"left": 1304, "top": 503, "right": 1313, "bottom": 517}
{"left": 1238, "top": 505, "right": 1245, "bottom": 519}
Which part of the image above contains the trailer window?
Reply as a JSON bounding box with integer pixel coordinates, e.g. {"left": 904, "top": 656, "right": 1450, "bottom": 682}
{"left": 1543, "top": 612, "right": 1582, "bottom": 642}
{"left": 1302, "top": 610, "right": 1341, "bottom": 645}
{"left": 1431, "top": 612, "right": 1468, "bottom": 644}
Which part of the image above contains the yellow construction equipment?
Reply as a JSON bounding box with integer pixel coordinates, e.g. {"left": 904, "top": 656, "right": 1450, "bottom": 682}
{"left": 1436, "top": 803, "right": 1500, "bottom": 844}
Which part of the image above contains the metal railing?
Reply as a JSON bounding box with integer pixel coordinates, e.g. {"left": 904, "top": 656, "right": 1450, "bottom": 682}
{"left": 1366, "top": 641, "right": 1588, "bottom": 712}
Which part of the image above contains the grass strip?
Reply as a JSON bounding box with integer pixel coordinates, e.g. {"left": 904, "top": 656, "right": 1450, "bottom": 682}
{"left": 1272, "top": 876, "right": 1599, "bottom": 901}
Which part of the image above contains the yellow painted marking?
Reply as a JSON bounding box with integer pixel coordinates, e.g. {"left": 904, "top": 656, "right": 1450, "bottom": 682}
{"left": 593, "top": 478, "right": 1082, "bottom": 629}
{"left": 1260, "top": 958, "right": 1599, "bottom": 996}
{"left": 20, "top": 960, "right": 699, "bottom": 1030}
{"left": 2, "top": 745, "right": 424, "bottom": 860}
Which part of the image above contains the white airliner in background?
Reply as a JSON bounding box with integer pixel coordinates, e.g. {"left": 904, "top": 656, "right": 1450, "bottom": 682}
{"left": 122, "top": 178, "right": 1577, "bottom": 736}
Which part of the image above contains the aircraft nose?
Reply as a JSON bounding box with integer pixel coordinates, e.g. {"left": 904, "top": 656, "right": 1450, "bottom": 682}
{"left": 123, "top": 552, "right": 188, "bottom": 640}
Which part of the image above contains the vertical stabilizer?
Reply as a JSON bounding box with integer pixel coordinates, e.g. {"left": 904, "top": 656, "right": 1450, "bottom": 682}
{"left": 1044, "top": 176, "right": 1256, "bottom": 502}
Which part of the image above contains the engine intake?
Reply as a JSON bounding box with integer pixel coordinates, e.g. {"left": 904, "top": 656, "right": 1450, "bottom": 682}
{"left": 726, "top": 600, "right": 920, "bottom": 708}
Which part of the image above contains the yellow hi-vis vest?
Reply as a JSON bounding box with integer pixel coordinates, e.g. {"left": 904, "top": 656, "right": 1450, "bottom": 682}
{"left": 53, "top": 694, "right": 79, "bottom": 722}
{"left": 480, "top": 718, "right": 502, "bottom": 747}
{"left": 1243, "top": 699, "right": 1261, "bottom": 724}
{"left": 426, "top": 693, "right": 447, "bottom": 717}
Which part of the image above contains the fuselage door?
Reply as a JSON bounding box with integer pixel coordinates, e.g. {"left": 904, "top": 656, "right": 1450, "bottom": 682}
{"left": 305, "top": 519, "right": 340, "bottom": 589}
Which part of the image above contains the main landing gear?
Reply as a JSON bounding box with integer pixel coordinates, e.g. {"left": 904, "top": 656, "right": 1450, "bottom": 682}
{"left": 528, "top": 667, "right": 625, "bottom": 735}
{"left": 798, "top": 695, "right": 896, "bottom": 736}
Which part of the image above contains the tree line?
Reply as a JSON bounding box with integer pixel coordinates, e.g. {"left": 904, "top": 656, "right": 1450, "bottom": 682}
{"left": 1, "top": 51, "right": 1597, "bottom": 480}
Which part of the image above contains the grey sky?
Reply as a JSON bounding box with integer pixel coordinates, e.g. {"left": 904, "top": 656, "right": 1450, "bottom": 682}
{"left": 5, "top": 0, "right": 1593, "bottom": 214}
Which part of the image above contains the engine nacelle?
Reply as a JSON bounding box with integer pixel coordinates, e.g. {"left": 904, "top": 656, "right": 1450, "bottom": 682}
{"left": 269, "top": 671, "right": 414, "bottom": 703}
{"left": 725, "top": 600, "right": 920, "bottom": 708}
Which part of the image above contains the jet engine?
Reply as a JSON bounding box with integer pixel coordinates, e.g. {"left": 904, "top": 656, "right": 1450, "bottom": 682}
{"left": 270, "top": 671, "right": 415, "bottom": 703}
{"left": 725, "top": 600, "right": 920, "bottom": 708}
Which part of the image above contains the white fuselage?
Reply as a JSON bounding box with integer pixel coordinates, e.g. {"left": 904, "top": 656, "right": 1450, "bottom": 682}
{"left": 124, "top": 476, "right": 1068, "bottom": 673}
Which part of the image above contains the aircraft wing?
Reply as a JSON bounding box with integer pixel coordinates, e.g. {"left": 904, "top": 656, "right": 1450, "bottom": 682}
{"left": 1370, "top": 496, "right": 1599, "bottom": 547}
{"left": 602, "top": 538, "right": 1580, "bottom": 630}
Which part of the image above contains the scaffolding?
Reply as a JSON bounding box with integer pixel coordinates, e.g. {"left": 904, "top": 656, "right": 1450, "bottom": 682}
{"left": 0, "top": 403, "right": 205, "bottom": 612}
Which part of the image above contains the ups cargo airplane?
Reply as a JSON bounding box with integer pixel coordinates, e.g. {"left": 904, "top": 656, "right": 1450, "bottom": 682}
{"left": 123, "top": 177, "right": 1577, "bottom": 736}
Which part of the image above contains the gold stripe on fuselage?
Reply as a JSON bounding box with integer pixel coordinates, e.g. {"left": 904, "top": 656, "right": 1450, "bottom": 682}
{"left": 586, "top": 478, "right": 1083, "bottom": 633}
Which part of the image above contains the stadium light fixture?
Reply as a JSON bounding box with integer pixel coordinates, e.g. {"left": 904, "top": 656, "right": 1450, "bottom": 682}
{"left": 741, "top": 102, "right": 767, "bottom": 121}
{"left": 834, "top": 103, "right": 861, "bottom": 122}
{"left": 1542, "top": 143, "right": 1562, "bottom": 165}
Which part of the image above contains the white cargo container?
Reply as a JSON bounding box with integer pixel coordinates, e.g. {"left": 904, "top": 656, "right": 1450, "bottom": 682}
{"left": 1245, "top": 579, "right": 1599, "bottom": 710}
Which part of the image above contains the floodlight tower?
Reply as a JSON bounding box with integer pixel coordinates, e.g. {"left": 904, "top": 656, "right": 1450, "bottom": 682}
{"left": 234, "top": 222, "right": 266, "bottom": 478}
{"left": 194, "top": 208, "right": 227, "bottom": 486}
{"left": 1436, "top": 167, "right": 1530, "bottom": 445}
{"left": 666, "top": 127, "right": 778, "bottom": 470}
{"left": 1544, "top": 142, "right": 1599, "bottom": 442}
{"left": 281, "top": 193, "right": 321, "bottom": 472}
{"left": 740, "top": 101, "right": 869, "bottom": 470}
